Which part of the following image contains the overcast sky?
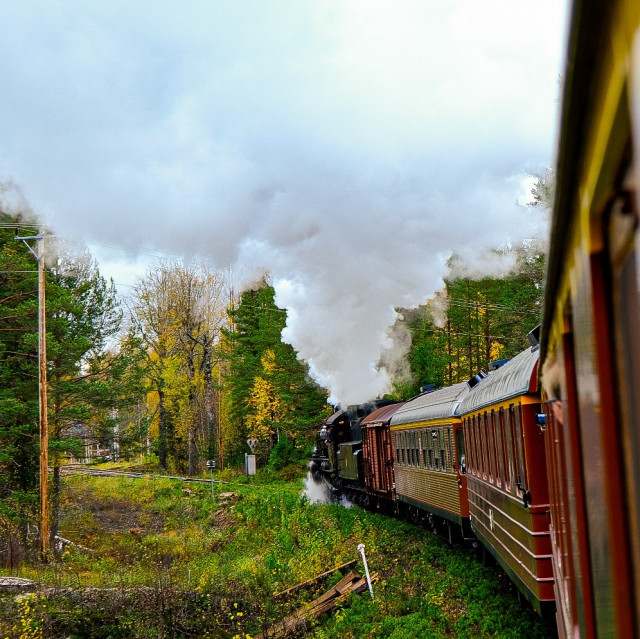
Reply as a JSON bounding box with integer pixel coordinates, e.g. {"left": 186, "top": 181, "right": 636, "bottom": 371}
{"left": 0, "top": 0, "right": 570, "bottom": 403}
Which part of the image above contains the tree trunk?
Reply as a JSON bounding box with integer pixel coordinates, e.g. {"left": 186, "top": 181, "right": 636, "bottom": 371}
{"left": 158, "top": 388, "right": 170, "bottom": 471}
{"left": 51, "top": 465, "right": 61, "bottom": 556}
{"left": 188, "top": 429, "right": 198, "bottom": 476}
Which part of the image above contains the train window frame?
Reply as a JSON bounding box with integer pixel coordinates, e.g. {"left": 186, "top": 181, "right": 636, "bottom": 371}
{"left": 487, "top": 410, "right": 496, "bottom": 484}
{"left": 479, "top": 413, "right": 488, "bottom": 481}
{"left": 471, "top": 415, "right": 480, "bottom": 476}
{"left": 499, "top": 408, "right": 510, "bottom": 491}
{"left": 464, "top": 419, "right": 473, "bottom": 472}
{"left": 433, "top": 429, "right": 440, "bottom": 470}
{"left": 494, "top": 408, "right": 505, "bottom": 488}
{"left": 505, "top": 406, "right": 518, "bottom": 494}
{"left": 513, "top": 405, "right": 527, "bottom": 494}
{"left": 421, "top": 429, "right": 427, "bottom": 467}
{"left": 456, "top": 426, "right": 466, "bottom": 474}
{"left": 472, "top": 415, "right": 480, "bottom": 477}
{"left": 428, "top": 430, "right": 435, "bottom": 469}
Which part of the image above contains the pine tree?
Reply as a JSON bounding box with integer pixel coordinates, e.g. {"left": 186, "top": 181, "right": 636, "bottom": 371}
{"left": 222, "top": 282, "right": 329, "bottom": 466}
{"left": 0, "top": 214, "right": 41, "bottom": 561}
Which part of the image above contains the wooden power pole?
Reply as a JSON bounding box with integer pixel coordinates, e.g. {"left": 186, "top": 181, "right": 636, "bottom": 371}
{"left": 17, "top": 229, "right": 49, "bottom": 559}
{"left": 37, "top": 238, "right": 49, "bottom": 558}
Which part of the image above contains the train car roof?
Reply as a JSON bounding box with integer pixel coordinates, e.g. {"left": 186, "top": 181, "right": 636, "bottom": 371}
{"left": 361, "top": 402, "right": 405, "bottom": 426}
{"left": 390, "top": 382, "right": 469, "bottom": 426}
{"left": 458, "top": 347, "right": 540, "bottom": 415}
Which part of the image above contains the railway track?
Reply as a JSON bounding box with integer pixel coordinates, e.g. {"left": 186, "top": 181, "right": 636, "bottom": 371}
{"left": 58, "top": 465, "right": 229, "bottom": 486}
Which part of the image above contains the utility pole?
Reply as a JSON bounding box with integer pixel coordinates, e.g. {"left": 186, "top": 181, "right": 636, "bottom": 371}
{"left": 17, "top": 229, "right": 49, "bottom": 559}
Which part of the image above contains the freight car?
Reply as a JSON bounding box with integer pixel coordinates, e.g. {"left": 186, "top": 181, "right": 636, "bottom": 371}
{"left": 540, "top": 0, "right": 640, "bottom": 636}
{"left": 360, "top": 402, "right": 404, "bottom": 513}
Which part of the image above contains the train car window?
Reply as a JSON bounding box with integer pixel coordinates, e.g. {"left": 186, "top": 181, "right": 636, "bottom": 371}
{"left": 457, "top": 427, "right": 466, "bottom": 474}
{"left": 499, "top": 408, "right": 510, "bottom": 491}
{"left": 433, "top": 430, "right": 439, "bottom": 470}
{"left": 462, "top": 420, "right": 470, "bottom": 473}
{"left": 484, "top": 413, "right": 491, "bottom": 480}
{"left": 477, "top": 417, "right": 482, "bottom": 474}
{"left": 505, "top": 406, "right": 518, "bottom": 494}
{"left": 494, "top": 409, "right": 505, "bottom": 488}
{"left": 471, "top": 417, "right": 478, "bottom": 475}
{"left": 428, "top": 430, "right": 435, "bottom": 469}
{"left": 440, "top": 429, "right": 446, "bottom": 471}
{"left": 405, "top": 432, "right": 409, "bottom": 466}
{"left": 422, "top": 429, "right": 428, "bottom": 467}
{"left": 479, "top": 413, "right": 488, "bottom": 481}
{"left": 513, "top": 405, "right": 527, "bottom": 492}
{"left": 471, "top": 415, "right": 479, "bottom": 475}
{"left": 470, "top": 416, "right": 478, "bottom": 475}
{"left": 429, "top": 428, "right": 438, "bottom": 470}
{"left": 487, "top": 410, "right": 496, "bottom": 484}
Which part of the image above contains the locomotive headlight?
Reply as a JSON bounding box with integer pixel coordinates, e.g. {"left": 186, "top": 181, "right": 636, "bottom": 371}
{"left": 319, "top": 426, "right": 328, "bottom": 441}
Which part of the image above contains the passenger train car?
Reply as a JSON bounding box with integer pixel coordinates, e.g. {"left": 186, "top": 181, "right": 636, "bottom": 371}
{"left": 540, "top": 0, "right": 640, "bottom": 636}
{"left": 390, "top": 382, "right": 471, "bottom": 542}
{"left": 458, "top": 344, "right": 553, "bottom": 616}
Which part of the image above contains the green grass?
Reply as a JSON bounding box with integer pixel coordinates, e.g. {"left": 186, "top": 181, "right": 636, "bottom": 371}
{"left": 0, "top": 472, "right": 556, "bottom": 638}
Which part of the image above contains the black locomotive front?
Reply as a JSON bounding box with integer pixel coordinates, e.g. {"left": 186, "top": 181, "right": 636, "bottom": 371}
{"left": 310, "top": 400, "right": 392, "bottom": 500}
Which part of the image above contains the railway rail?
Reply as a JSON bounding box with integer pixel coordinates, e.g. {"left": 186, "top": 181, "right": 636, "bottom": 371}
{"left": 58, "top": 465, "right": 229, "bottom": 486}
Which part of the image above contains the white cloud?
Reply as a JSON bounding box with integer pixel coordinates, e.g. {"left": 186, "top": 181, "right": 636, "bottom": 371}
{"left": 0, "top": 0, "right": 569, "bottom": 403}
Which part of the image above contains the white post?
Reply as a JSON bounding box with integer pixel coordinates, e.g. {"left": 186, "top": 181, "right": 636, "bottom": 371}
{"left": 357, "top": 543, "right": 374, "bottom": 599}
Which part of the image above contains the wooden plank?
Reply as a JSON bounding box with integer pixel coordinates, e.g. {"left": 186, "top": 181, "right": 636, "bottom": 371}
{"left": 256, "top": 571, "right": 377, "bottom": 638}
{"left": 273, "top": 559, "right": 358, "bottom": 598}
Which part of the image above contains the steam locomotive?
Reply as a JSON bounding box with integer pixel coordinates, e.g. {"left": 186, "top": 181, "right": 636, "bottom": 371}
{"left": 313, "top": 0, "right": 640, "bottom": 636}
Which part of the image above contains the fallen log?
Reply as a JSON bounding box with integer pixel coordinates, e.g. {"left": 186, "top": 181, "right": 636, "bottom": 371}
{"left": 273, "top": 559, "right": 358, "bottom": 598}
{"left": 257, "top": 570, "right": 377, "bottom": 638}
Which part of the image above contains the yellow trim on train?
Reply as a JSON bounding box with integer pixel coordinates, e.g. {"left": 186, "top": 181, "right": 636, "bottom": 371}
{"left": 460, "top": 394, "right": 539, "bottom": 417}
{"left": 390, "top": 418, "right": 458, "bottom": 431}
